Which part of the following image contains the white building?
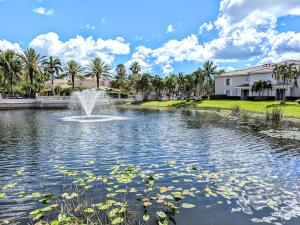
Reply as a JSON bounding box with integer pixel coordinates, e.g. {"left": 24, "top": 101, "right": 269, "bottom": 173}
{"left": 215, "top": 60, "right": 300, "bottom": 100}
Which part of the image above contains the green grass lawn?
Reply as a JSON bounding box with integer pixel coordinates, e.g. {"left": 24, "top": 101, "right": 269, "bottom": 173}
{"left": 139, "top": 100, "right": 300, "bottom": 118}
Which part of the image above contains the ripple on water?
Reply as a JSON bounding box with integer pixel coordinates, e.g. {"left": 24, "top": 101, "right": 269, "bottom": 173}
{"left": 0, "top": 109, "right": 300, "bottom": 224}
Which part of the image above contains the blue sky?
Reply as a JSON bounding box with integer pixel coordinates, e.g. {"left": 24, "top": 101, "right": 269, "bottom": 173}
{"left": 0, "top": 0, "right": 300, "bottom": 76}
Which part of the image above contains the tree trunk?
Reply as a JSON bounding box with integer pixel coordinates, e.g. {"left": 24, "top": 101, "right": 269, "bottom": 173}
{"left": 72, "top": 75, "right": 75, "bottom": 90}
{"left": 10, "top": 76, "right": 13, "bottom": 95}
{"left": 3, "top": 77, "right": 6, "bottom": 98}
{"left": 195, "top": 81, "right": 200, "bottom": 100}
{"left": 97, "top": 75, "right": 100, "bottom": 90}
{"left": 52, "top": 74, "right": 55, "bottom": 96}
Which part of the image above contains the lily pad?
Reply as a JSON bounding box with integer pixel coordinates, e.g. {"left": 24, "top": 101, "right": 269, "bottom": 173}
{"left": 182, "top": 203, "right": 196, "bottom": 208}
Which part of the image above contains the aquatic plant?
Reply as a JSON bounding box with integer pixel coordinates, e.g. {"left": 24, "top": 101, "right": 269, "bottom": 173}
{"left": 0, "top": 159, "right": 299, "bottom": 225}
{"left": 265, "top": 107, "right": 283, "bottom": 123}
{"left": 230, "top": 105, "right": 241, "bottom": 117}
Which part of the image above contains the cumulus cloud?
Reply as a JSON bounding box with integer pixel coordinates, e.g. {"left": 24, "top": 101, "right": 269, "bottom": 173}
{"left": 84, "top": 24, "right": 95, "bottom": 30}
{"left": 199, "top": 22, "right": 214, "bottom": 34}
{"left": 33, "top": 7, "right": 54, "bottom": 16}
{"left": 125, "top": 46, "right": 153, "bottom": 72}
{"left": 126, "top": 0, "right": 300, "bottom": 74}
{"left": 29, "top": 32, "right": 130, "bottom": 65}
{"left": 0, "top": 40, "right": 22, "bottom": 52}
{"left": 166, "top": 25, "right": 174, "bottom": 34}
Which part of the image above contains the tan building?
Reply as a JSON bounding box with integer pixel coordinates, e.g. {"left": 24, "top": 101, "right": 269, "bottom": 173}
{"left": 45, "top": 77, "right": 113, "bottom": 91}
{"left": 215, "top": 60, "right": 300, "bottom": 100}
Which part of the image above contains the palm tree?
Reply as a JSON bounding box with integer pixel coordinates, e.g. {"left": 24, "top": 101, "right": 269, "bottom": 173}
{"left": 136, "top": 73, "right": 152, "bottom": 100}
{"left": 183, "top": 74, "right": 196, "bottom": 101}
{"left": 19, "top": 48, "right": 46, "bottom": 96}
{"left": 43, "top": 56, "right": 62, "bottom": 96}
{"left": 165, "top": 74, "right": 178, "bottom": 100}
{"left": 115, "top": 64, "right": 126, "bottom": 79}
{"left": 87, "top": 58, "right": 111, "bottom": 90}
{"left": 62, "top": 60, "right": 84, "bottom": 90}
{"left": 130, "top": 61, "right": 141, "bottom": 76}
{"left": 152, "top": 75, "right": 165, "bottom": 100}
{"left": 273, "top": 64, "right": 283, "bottom": 100}
{"left": 203, "top": 60, "right": 217, "bottom": 98}
{"left": 0, "top": 50, "right": 22, "bottom": 96}
{"left": 193, "top": 68, "right": 205, "bottom": 100}
{"left": 293, "top": 67, "right": 300, "bottom": 88}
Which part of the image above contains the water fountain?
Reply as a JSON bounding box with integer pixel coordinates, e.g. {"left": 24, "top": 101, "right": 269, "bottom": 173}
{"left": 61, "top": 89, "right": 127, "bottom": 123}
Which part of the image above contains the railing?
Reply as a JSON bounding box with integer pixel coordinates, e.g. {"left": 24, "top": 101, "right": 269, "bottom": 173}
{"left": 0, "top": 98, "right": 36, "bottom": 104}
{"left": 36, "top": 96, "right": 71, "bottom": 103}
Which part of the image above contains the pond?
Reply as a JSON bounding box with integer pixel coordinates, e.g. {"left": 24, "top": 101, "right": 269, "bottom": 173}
{"left": 0, "top": 108, "right": 300, "bottom": 225}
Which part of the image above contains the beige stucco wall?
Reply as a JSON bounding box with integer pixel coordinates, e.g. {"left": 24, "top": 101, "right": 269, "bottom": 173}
{"left": 215, "top": 75, "right": 249, "bottom": 96}
{"left": 215, "top": 72, "right": 300, "bottom": 97}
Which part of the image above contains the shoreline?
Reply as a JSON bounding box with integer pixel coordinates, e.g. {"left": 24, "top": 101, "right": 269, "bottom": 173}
{"left": 117, "top": 101, "right": 300, "bottom": 124}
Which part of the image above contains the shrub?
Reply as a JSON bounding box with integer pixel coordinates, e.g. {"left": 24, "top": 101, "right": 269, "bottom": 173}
{"left": 62, "top": 87, "right": 72, "bottom": 96}
{"left": 106, "top": 91, "right": 129, "bottom": 98}
{"left": 231, "top": 105, "right": 241, "bottom": 116}
{"left": 265, "top": 107, "right": 283, "bottom": 122}
{"left": 280, "top": 100, "right": 286, "bottom": 106}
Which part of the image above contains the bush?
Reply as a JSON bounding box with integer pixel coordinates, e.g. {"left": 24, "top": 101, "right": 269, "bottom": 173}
{"left": 286, "top": 96, "right": 300, "bottom": 101}
{"left": 231, "top": 105, "right": 241, "bottom": 116}
{"left": 78, "top": 86, "right": 87, "bottom": 91}
{"left": 210, "top": 95, "right": 240, "bottom": 100}
{"left": 265, "top": 107, "right": 283, "bottom": 122}
{"left": 106, "top": 91, "right": 129, "bottom": 98}
{"left": 246, "top": 96, "right": 275, "bottom": 101}
{"left": 61, "top": 87, "right": 72, "bottom": 96}
{"left": 280, "top": 100, "right": 286, "bottom": 106}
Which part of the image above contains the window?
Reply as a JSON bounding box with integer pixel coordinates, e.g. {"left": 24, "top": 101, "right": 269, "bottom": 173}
{"left": 226, "top": 91, "right": 230, "bottom": 96}
{"left": 226, "top": 78, "right": 231, "bottom": 86}
{"left": 246, "top": 77, "right": 250, "bottom": 82}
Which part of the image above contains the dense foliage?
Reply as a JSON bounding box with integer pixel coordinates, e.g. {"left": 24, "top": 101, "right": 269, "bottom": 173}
{"left": 112, "top": 61, "right": 221, "bottom": 101}
{"left": 1, "top": 48, "right": 299, "bottom": 101}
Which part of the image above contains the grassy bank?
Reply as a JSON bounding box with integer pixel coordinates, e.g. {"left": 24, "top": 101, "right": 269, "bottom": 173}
{"left": 138, "top": 100, "right": 300, "bottom": 118}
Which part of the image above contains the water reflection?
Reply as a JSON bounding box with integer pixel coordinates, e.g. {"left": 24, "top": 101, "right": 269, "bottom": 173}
{"left": 0, "top": 109, "right": 299, "bottom": 224}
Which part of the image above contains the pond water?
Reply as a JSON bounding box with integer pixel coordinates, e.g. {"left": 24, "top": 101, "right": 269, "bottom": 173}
{"left": 0, "top": 108, "right": 300, "bottom": 225}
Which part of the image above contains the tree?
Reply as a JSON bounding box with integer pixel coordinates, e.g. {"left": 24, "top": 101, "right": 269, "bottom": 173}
{"left": 19, "top": 48, "right": 46, "bottom": 96}
{"left": 203, "top": 60, "right": 217, "bottom": 98}
{"left": 0, "top": 50, "right": 22, "bottom": 96}
{"left": 129, "top": 61, "right": 141, "bottom": 76}
{"left": 43, "top": 56, "right": 62, "bottom": 96}
{"left": 193, "top": 68, "right": 205, "bottom": 100}
{"left": 176, "top": 72, "right": 185, "bottom": 99}
{"left": 115, "top": 64, "right": 127, "bottom": 79}
{"left": 87, "top": 58, "right": 111, "bottom": 90}
{"left": 272, "top": 63, "right": 296, "bottom": 100}
{"left": 251, "top": 80, "right": 270, "bottom": 96}
{"left": 152, "top": 75, "right": 165, "bottom": 100}
{"left": 112, "top": 64, "right": 127, "bottom": 91}
{"left": 165, "top": 74, "right": 178, "bottom": 100}
{"left": 62, "top": 60, "right": 84, "bottom": 90}
{"left": 136, "top": 73, "right": 152, "bottom": 101}
{"left": 182, "top": 74, "right": 195, "bottom": 101}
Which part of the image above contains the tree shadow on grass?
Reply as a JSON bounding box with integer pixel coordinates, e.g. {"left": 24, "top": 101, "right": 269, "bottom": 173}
{"left": 172, "top": 101, "right": 198, "bottom": 108}
{"left": 266, "top": 104, "right": 283, "bottom": 109}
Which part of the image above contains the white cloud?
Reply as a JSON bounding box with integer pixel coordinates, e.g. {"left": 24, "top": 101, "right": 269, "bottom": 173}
{"left": 33, "top": 7, "right": 54, "bottom": 16}
{"left": 199, "top": 22, "right": 214, "bottom": 34}
{"left": 0, "top": 40, "right": 22, "bottom": 52}
{"left": 125, "top": 46, "right": 153, "bottom": 73}
{"left": 84, "top": 24, "right": 95, "bottom": 30}
{"left": 166, "top": 25, "right": 174, "bottom": 34}
{"left": 226, "top": 66, "right": 235, "bottom": 71}
{"left": 29, "top": 32, "right": 130, "bottom": 65}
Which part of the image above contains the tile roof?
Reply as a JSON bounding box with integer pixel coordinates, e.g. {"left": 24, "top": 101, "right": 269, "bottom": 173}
{"left": 217, "top": 60, "right": 300, "bottom": 77}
